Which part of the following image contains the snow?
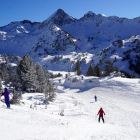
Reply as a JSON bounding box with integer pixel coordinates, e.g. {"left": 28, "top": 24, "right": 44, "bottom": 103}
{"left": 100, "top": 14, "right": 107, "bottom": 17}
{"left": 110, "top": 55, "right": 122, "bottom": 59}
{"left": 0, "top": 56, "right": 6, "bottom": 64}
{"left": 1, "top": 10, "right": 140, "bottom": 76}
{"left": 0, "top": 75, "right": 140, "bottom": 140}
{"left": 1, "top": 10, "right": 140, "bottom": 139}
{"left": 64, "top": 75, "right": 99, "bottom": 89}
{"left": 10, "top": 63, "right": 17, "bottom": 67}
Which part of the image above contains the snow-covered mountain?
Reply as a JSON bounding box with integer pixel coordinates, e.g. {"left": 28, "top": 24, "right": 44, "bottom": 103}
{"left": 1, "top": 9, "right": 140, "bottom": 75}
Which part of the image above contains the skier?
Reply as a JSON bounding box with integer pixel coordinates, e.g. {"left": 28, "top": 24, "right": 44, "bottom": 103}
{"left": 94, "top": 95, "right": 97, "bottom": 102}
{"left": 1, "top": 88, "right": 10, "bottom": 108}
{"left": 97, "top": 108, "right": 105, "bottom": 123}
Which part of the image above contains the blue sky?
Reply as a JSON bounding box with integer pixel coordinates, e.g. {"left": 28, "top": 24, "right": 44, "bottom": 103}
{"left": 0, "top": 0, "right": 140, "bottom": 27}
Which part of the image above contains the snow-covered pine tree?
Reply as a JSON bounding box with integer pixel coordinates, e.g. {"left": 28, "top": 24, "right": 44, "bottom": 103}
{"left": 0, "top": 63, "right": 9, "bottom": 81}
{"left": 93, "top": 65, "right": 102, "bottom": 77}
{"left": 74, "top": 60, "right": 81, "bottom": 75}
{"left": 0, "top": 70, "right": 2, "bottom": 97}
{"left": 10, "top": 86, "right": 22, "bottom": 104}
{"left": 0, "top": 76, "right": 3, "bottom": 94}
{"left": 104, "top": 60, "right": 119, "bottom": 76}
{"left": 44, "top": 79, "right": 56, "bottom": 102}
{"left": 65, "top": 73, "right": 68, "bottom": 78}
{"left": 0, "top": 70, "right": 2, "bottom": 79}
{"left": 8, "top": 65, "right": 16, "bottom": 83}
{"left": 17, "top": 54, "right": 36, "bottom": 91}
{"left": 132, "top": 72, "right": 137, "bottom": 78}
{"left": 86, "top": 64, "right": 94, "bottom": 76}
{"left": 35, "top": 63, "right": 47, "bottom": 92}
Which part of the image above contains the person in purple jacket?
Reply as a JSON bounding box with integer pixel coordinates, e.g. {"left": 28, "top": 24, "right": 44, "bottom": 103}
{"left": 2, "top": 88, "right": 10, "bottom": 108}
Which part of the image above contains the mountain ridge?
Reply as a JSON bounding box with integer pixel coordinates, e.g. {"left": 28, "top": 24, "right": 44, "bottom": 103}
{"left": 1, "top": 9, "right": 140, "bottom": 75}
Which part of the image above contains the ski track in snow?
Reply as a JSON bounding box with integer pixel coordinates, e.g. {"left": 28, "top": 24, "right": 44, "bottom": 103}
{"left": 0, "top": 76, "right": 140, "bottom": 140}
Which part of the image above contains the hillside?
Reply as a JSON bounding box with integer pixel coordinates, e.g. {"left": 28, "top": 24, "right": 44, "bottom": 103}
{"left": 0, "top": 75, "right": 140, "bottom": 140}
{"left": 1, "top": 9, "right": 140, "bottom": 75}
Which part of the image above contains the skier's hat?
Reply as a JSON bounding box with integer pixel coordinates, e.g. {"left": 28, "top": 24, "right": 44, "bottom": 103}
{"left": 4, "top": 88, "right": 7, "bottom": 91}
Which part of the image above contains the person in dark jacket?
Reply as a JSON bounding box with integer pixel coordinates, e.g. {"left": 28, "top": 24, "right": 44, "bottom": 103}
{"left": 2, "top": 88, "right": 10, "bottom": 108}
{"left": 94, "top": 95, "right": 97, "bottom": 102}
{"left": 97, "top": 108, "right": 105, "bottom": 123}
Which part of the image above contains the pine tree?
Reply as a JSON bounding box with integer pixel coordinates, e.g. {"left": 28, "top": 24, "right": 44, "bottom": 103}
{"left": 35, "top": 63, "right": 47, "bottom": 92}
{"left": 86, "top": 64, "right": 94, "bottom": 76}
{"left": 65, "top": 73, "right": 68, "bottom": 79}
{"left": 74, "top": 60, "right": 81, "bottom": 75}
{"left": 0, "top": 69, "right": 3, "bottom": 95}
{"left": 1, "top": 63, "right": 9, "bottom": 80}
{"left": 132, "top": 72, "right": 137, "bottom": 78}
{"left": 0, "top": 76, "right": 3, "bottom": 94}
{"left": 8, "top": 65, "right": 16, "bottom": 83}
{"left": 17, "top": 54, "right": 36, "bottom": 91}
{"left": 114, "top": 57, "right": 117, "bottom": 62}
{"left": 0, "top": 70, "right": 2, "bottom": 79}
{"left": 104, "top": 60, "right": 118, "bottom": 76}
{"left": 93, "top": 65, "right": 102, "bottom": 77}
{"left": 44, "top": 79, "right": 56, "bottom": 102}
{"left": 10, "top": 86, "right": 22, "bottom": 104}
{"left": 43, "top": 69, "right": 52, "bottom": 97}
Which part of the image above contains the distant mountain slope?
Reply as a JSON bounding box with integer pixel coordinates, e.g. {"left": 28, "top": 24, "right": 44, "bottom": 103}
{"left": 1, "top": 9, "right": 140, "bottom": 75}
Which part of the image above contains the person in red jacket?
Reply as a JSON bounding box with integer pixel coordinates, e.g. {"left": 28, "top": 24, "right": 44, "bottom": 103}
{"left": 97, "top": 108, "right": 105, "bottom": 123}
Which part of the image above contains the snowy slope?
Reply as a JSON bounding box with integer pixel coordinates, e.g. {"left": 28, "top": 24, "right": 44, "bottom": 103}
{"left": 0, "top": 75, "right": 140, "bottom": 140}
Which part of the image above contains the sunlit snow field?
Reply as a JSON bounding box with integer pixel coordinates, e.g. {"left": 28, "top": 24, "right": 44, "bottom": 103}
{"left": 0, "top": 75, "right": 140, "bottom": 140}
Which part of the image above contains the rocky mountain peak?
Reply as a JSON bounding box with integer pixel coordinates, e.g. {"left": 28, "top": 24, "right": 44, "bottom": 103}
{"left": 55, "top": 9, "right": 65, "bottom": 15}
{"left": 80, "top": 11, "right": 96, "bottom": 20}
{"left": 79, "top": 11, "right": 106, "bottom": 22}
{"left": 39, "top": 9, "right": 76, "bottom": 29}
